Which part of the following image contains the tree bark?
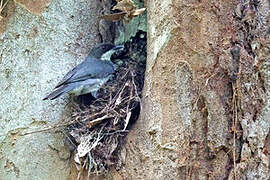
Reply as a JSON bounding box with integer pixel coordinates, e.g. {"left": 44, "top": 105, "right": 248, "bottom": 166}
{"left": 117, "top": 1, "right": 269, "bottom": 179}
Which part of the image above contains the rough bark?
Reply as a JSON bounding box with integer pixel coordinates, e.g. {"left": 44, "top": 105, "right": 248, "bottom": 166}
{"left": 116, "top": 0, "right": 269, "bottom": 179}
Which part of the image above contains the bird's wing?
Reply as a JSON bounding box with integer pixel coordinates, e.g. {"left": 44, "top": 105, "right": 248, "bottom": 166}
{"left": 55, "top": 65, "right": 78, "bottom": 88}
{"left": 55, "top": 58, "right": 114, "bottom": 88}
{"left": 43, "top": 84, "right": 75, "bottom": 100}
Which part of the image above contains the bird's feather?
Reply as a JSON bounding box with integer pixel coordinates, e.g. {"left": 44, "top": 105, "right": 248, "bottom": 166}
{"left": 55, "top": 58, "right": 114, "bottom": 88}
{"left": 43, "top": 84, "right": 74, "bottom": 100}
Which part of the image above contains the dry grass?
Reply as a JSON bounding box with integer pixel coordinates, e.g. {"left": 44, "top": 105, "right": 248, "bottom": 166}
{"left": 0, "top": 0, "right": 9, "bottom": 15}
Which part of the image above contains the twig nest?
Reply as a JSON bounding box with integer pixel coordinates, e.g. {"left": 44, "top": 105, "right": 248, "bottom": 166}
{"left": 66, "top": 31, "right": 146, "bottom": 176}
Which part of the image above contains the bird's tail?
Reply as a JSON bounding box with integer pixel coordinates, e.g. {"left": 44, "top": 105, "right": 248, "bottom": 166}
{"left": 43, "top": 85, "right": 73, "bottom": 100}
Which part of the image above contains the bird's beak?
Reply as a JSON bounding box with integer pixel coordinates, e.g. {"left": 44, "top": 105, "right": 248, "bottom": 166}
{"left": 112, "top": 45, "right": 125, "bottom": 51}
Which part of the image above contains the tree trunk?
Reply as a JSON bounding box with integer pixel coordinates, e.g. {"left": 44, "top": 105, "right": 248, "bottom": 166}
{"left": 116, "top": 1, "right": 269, "bottom": 179}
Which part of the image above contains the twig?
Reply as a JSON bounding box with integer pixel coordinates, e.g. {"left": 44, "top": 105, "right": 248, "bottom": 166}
{"left": 112, "top": 79, "right": 129, "bottom": 106}
{"left": 103, "top": 130, "right": 128, "bottom": 136}
{"left": 0, "top": 0, "right": 10, "bottom": 14}
{"left": 85, "top": 115, "right": 111, "bottom": 128}
{"left": 123, "top": 111, "right": 131, "bottom": 130}
{"left": 20, "top": 120, "right": 76, "bottom": 136}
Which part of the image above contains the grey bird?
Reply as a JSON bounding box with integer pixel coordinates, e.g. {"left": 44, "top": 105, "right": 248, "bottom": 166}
{"left": 43, "top": 43, "right": 124, "bottom": 100}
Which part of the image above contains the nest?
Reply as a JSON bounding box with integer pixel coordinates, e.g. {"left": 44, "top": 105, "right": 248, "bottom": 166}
{"left": 65, "top": 32, "right": 146, "bottom": 178}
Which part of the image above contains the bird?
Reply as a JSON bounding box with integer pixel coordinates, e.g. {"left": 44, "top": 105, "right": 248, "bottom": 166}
{"left": 43, "top": 43, "right": 124, "bottom": 100}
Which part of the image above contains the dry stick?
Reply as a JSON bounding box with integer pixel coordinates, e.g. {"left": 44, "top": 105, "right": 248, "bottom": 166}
{"left": 87, "top": 152, "right": 93, "bottom": 180}
{"left": 21, "top": 110, "right": 86, "bottom": 136}
{"left": 119, "top": 68, "right": 130, "bottom": 80}
{"left": 126, "top": 79, "right": 134, "bottom": 109}
{"left": 85, "top": 115, "right": 112, "bottom": 128}
{"left": 112, "top": 79, "right": 129, "bottom": 106}
{"left": 131, "top": 70, "right": 142, "bottom": 102}
{"left": 75, "top": 100, "right": 112, "bottom": 122}
{"left": 131, "top": 71, "right": 143, "bottom": 118}
{"left": 118, "top": 84, "right": 136, "bottom": 105}
{"left": 80, "top": 109, "right": 106, "bottom": 122}
{"left": 20, "top": 120, "right": 76, "bottom": 136}
{"left": 121, "top": 71, "right": 138, "bottom": 130}
{"left": 81, "top": 91, "right": 122, "bottom": 124}
{"left": 111, "top": 69, "right": 130, "bottom": 103}
{"left": 123, "top": 111, "right": 131, "bottom": 130}
{"left": 0, "top": 0, "right": 9, "bottom": 13}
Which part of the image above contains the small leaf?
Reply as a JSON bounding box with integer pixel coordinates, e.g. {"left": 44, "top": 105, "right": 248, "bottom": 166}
{"left": 99, "top": 0, "right": 146, "bottom": 23}
{"left": 131, "top": 8, "right": 146, "bottom": 17}
{"left": 112, "top": 0, "right": 136, "bottom": 12}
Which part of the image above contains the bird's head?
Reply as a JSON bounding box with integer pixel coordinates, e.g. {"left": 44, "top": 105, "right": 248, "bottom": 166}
{"left": 88, "top": 43, "right": 125, "bottom": 61}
